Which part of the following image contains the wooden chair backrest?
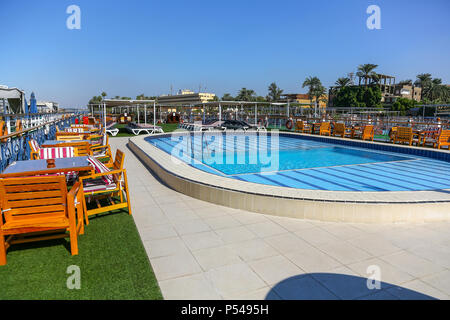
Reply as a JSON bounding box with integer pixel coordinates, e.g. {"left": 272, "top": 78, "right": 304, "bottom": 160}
{"left": 395, "top": 127, "right": 412, "bottom": 140}
{"left": 320, "top": 122, "right": 330, "bottom": 131}
{"left": 15, "top": 120, "right": 23, "bottom": 133}
{"left": 56, "top": 134, "right": 84, "bottom": 141}
{"left": 333, "top": 123, "right": 345, "bottom": 135}
{"left": 439, "top": 130, "right": 450, "bottom": 143}
{"left": 295, "top": 121, "right": 304, "bottom": 131}
{"left": 0, "top": 121, "right": 7, "bottom": 138}
{"left": 39, "top": 147, "right": 76, "bottom": 159}
{"left": 61, "top": 141, "right": 90, "bottom": 156}
{"left": 363, "top": 125, "right": 374, "bottom": 136}
{"left": 0, "top": 176, "right": 67, "bottom": 223}
{"left": 113, "top": 149, "right": 125, "bottom": 170}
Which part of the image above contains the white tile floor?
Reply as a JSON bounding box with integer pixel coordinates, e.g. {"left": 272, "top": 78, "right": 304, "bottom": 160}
{"left": 111, "top": 137, "right": 450, "bottom": 300}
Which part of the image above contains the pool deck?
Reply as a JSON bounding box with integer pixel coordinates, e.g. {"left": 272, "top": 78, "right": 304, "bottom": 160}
{"left": 110, "top": 137, "right": 450, "bottom": 300}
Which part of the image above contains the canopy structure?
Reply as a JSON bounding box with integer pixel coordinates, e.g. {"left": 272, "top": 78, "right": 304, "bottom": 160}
{"left": 98, "top": 99, "right": 157, "bottom": 127}
{"left": 0, "top": 86, "right": 26, "bottom": 114}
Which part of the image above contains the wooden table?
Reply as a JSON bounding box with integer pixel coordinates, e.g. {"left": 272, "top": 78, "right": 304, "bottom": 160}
{"left": 310, "top": 123, "right": 321, "bottom": 134}
{"left": 0, "top": 156, "right": 93, "bottom": 178}
{"left": 351, "top": 126, "right": 361, "bottom": 139}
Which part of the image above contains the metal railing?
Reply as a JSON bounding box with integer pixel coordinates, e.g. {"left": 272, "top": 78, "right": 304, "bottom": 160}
{"left": 0, "top": 113, "right": 87, "bottom": 172}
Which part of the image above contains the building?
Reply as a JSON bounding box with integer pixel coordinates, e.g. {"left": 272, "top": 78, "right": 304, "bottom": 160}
{"left": 157, "top": 90, "right": 216, "bottom": 105}
{"left": 328, "top": 74, "right": 422, "bottom": 107}
{"left": 32, "top": 101, "right": 59, "bottom": 113}
{"left": 280, "top": 93, "right": 328, "bottom": 109}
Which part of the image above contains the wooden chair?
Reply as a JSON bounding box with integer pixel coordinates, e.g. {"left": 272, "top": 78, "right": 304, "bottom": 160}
{"left": 56, "top": 133, "right": 84, "bottom": 141}
{"left": 393, "top": 127, "right": 419, "bottom": 145}
{"left": 294, "top": 120, "right": 312, "bottom": 133}
{"left": 91, "top": 134, "right": 112, "bottom": 162}
{"left": 54, "top": 141, "right": 91, "bottom": 156}
{"left": 29, "top": 139, "right": 41, "bottom": 160}
{"left": 389, "top": 127, "right": 398, "bottom": 142}
{"left": 319, "top": 122, "right": 331, "bottom": 136}
{"left": 332, "top": 123, "right": 351, "bottom": 138}
{"left": 0, "top": 176, "right": 84, "bottom": 265}
{"left": 354, "top": 125, "right": 375, "bottom": 141}
{"left": 0, "top": 121, "right": 6, "bottom": 136}
{"left": 424, "top": 129, "right": 450, "bottom": 149}
{"left": 105, "top": 149, "right": 125, "bottom": 170}
{"left": 0, "top": 121, "right": 7, "bottom": 143}
{"left": 15, "top": 120, "right": 23, "bottom": 134}
{"left": 79, "top": 154, "right": 131, "bottom": 225}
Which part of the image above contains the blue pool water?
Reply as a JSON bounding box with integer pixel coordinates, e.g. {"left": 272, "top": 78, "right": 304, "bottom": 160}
{"left": 146, "top": 133, "right": 450, "bottom": 192}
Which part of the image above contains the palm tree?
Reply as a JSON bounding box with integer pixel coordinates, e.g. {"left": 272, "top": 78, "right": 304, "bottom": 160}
{"left": 236, "top": 88, "right": 256, "bottom": 101}
{"left": 356, "top": 64, "right": 378, "bottom": 85}
{"left": 101, "top": 92, "right": 107, "bottom": 100}
{"left": 414, "top": 73, "right": 432, "bottom": 89}
{"left": 221, "top": 93, "right": 234, "bottom": 101}
{"left": 427, "top": 78, "right": 444, "bottom": 102}
{"left": 335, "top": 77, "right": 352, "bottom": 88}
{"left": 398, "top": 80, "right": 413, "bottom": 86}
{"left": 302, "top": 76, "right": 326, "bottom": 116}
{"left": 267, "top": 82, "right": 283, "bottom": 102}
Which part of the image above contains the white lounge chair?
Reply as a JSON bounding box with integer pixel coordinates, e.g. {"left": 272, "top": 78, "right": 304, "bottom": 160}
{"left": 105, "top": 121, "right": 119, "bottom": 136}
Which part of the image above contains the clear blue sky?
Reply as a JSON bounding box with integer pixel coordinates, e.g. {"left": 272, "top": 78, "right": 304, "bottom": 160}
{"left": 1, "top": 0, "right": 449, "bottom": 108}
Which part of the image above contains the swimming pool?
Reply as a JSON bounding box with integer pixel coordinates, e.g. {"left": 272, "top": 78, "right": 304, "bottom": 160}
{"left": 146, "top": 132, "right": 450, "bottom": 192}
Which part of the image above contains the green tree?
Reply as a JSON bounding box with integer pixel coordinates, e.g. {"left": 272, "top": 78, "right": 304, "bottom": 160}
{"left": 362, "top": 86, "right": 382, "bottom": 108}
{"left": 398, "top": 79, "right": 413, "bottom": 86}
{"left": 335, "top": 77, "right": 352, "bottom": 88}
{"left": 356, "top": 64, "right": 379, "bottom": 85}
{"left": 302, "top": 76, "right": 326, "bottom": 115}
{"left": 221, "top": 93, "right": 234, "bottom": 101}
{"left": 236, "top": 88, "right": 256, "bottom": 101}
{"left": 392, "top": 98, "right": 417, "bottom": 115}
{"left": 88, "top": 95, "right": 102, "bottom": 105}
{"left": 101, "top": 92, "right": 107, "bottom": 100}
{"left": 267, "top": 82, "right": 283, "bottom": 102}
{"left": 414, "top": 73, "right": 432, "bottom": 90}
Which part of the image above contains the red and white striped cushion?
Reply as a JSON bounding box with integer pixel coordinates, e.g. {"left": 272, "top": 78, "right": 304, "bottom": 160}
{"left": 87, "top": 156, "right": 113, "bottom": 185}
{"left": 39, "top": 147, "right": 74, "bottom": 159}
{"left": 30, "top": 139, "right": 40, "bottom": 152}
{"left": 83, "top": 178, "right": 117, "bottom": 193}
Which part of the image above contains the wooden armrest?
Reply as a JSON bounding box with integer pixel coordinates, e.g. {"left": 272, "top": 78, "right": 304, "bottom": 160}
{"left": 79, "top": 169, "right": 125, "bottom": 181}
{"left": 91, "top": 145, "right": 109, "bottom": 151}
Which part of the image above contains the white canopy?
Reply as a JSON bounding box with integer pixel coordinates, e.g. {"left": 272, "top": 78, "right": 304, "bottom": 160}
{"left": 0, "top": 87, "right": 26, "bottom": 114}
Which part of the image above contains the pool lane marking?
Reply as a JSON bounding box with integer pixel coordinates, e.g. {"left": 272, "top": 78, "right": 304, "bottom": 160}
{"left": 332, "top": 166, "right": 424, "bottom": 191}
{"left": 308, "top": 168, "right": 388, "bottom": 191}
{"left": 374, "top": 162, "right": 450, "bottom": 183}
{"left": 289, "top": 170, "right": 360, "bottom": 191}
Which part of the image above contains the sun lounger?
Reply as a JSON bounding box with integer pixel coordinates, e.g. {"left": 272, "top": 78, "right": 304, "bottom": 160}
{"left": 105, "top": 121, "right": 119, "bottom": 137}
{"left": 126, "top": 122, "right": 164, "bottom": 135}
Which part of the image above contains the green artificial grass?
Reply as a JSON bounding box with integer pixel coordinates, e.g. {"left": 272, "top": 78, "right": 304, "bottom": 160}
{"left": 0, "top": 208, "right": 163, "bottom": 300}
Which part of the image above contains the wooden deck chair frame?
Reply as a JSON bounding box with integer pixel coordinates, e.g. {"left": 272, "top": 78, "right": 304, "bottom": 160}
{"left": 79, "top": 168, "right": 132, "bottom": 225}
{"left": 332, "top": 123, "right": 349, "bottom": 138}
{"left": 354, "top": 125, "right": 375, "bottom": 141}
{"left": 294, "top": 120, "right": 312, "bottom": 133}
{"left": 29, "top": 139, "right": 40, "bottom": 160}
{"left": 56, "top": 134, "right": 84, "bottom": 141}
{"left": 0, "top": 176, "right": 84, "bottom": 266}
{"left": 91, "top": 134, "right": 112, "bottom": 162}
{"left": 436, "top": 130, "right": 450, "bottom": 149}
{"left": 319, "top": 122, "right": 331, "bottom": 136}
{"left": 48, "top": 141, "right": 92, "bottom": 157}
{"left": 393, "top": 127, "right": 414, "bottom": 145}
